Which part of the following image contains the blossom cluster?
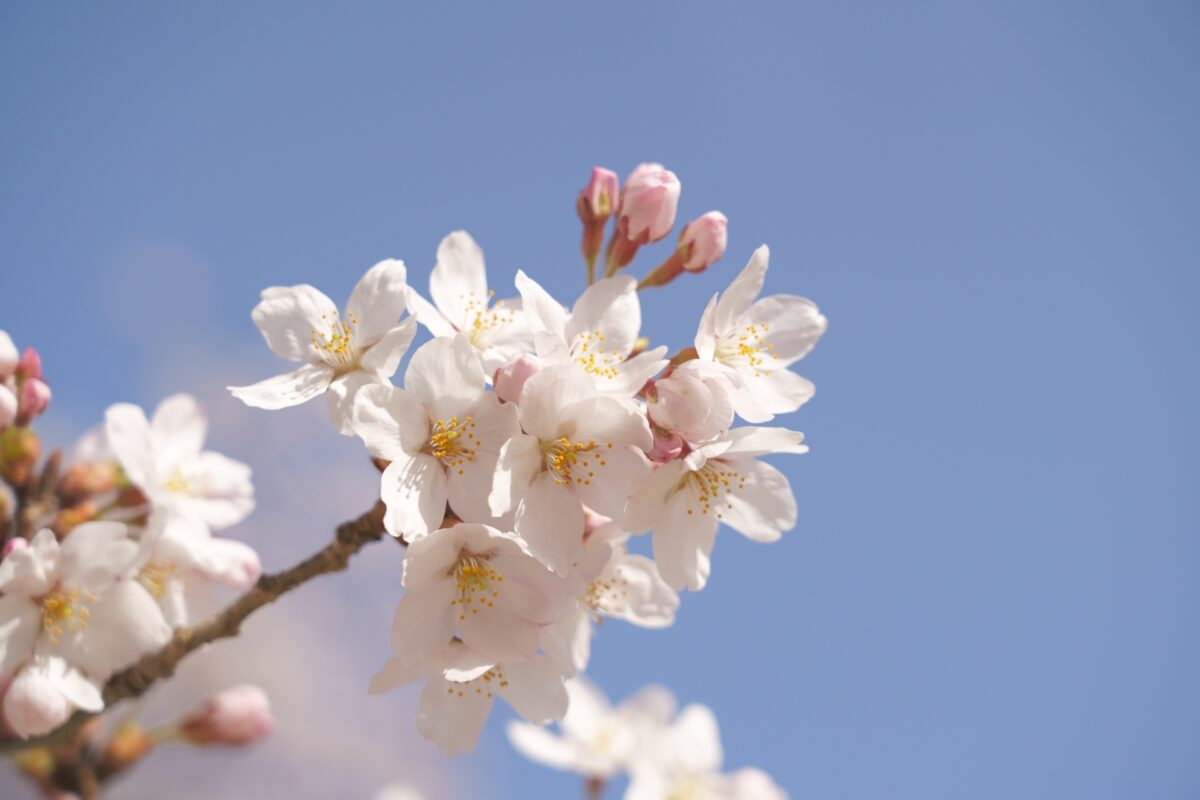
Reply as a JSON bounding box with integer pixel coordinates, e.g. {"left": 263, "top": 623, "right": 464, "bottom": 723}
{"left": 227, "top": 162, "right": 827, "bottom": 757}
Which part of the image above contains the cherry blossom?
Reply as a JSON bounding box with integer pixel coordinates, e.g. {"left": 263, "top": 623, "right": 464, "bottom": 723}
{"left": 180, "top": 684, "right": 276, "bottom": 746}
{"left": 405, "top": 231, "right": 534, "bottom": 374}
{"left": 228, "top": 259, "right": 416, "bottom": 434}
{"left": 625, "top": 427, "right": 808, "bottom": 591}
{"left": 694, "top": 246, "right": 827, "bottom": 423}
{"left": 105, "top": 394, "right": 254, "bottom": 541}
{"left": 352, "top": 335, "right": 520, "bottom": 539}
{"left": 489, "top": 363, "right": 652, "bottom": 575}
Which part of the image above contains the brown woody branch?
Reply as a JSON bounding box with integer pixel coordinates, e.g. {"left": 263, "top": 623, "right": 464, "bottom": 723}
{"left": 0, "top": 499, "right": 390, "bottom": 756}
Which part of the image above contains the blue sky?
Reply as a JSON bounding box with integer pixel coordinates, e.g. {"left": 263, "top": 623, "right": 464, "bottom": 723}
{"left": 2, "top": 2, "right": 1199, "bottom": 798}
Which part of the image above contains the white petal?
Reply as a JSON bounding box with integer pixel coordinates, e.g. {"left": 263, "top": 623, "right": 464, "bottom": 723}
{"left": 565, "top": 275, "right": 640, "bottom": 357}
{"left": 601, "top": 347, "right": 669, "bottom": 397}
{"left": 489, "top": 434, "right": 543, "bottom": 517}
{"left": 514, "top": 473, "right": 585, "bottom": 576}
{"left": 0, "top": 529, "right": 60, "bottom": 597}
{"left": 251, "top": 284, "right": 339, "bottom": 362}
{"left": 517, "top": 363, "right": 597, "bottom": 442}
{"left": 352, "top": 384, "right": 426, "bottom": 461}
{"left": 228, "top": 362, "right": 335, "bottom": 411}
{"left": 4, "top": 661, "right": 72, "bottom": 738}
{"left": 560, "top": 675, "right": 611, "bottom": 740}
{"left": 173, "top": 451, "right": 256, "bottom": 529}
{"left": 46, "top": 658, "right": 103, "bottom": 712}
{"left": 726, "top": 767, "right": 788, "bottom": 800}
{"left": 459, "top": 602, "right": 541, "bottom": 664}
{"left": 747, "top": 293, "right": 827, "bottom": 364}
{"left": 380, "top": 453, "right": 448, "bottom": 539}
{"left": 406, "top": 286, "right": 458, "bottom": 337}
{"left": 515, "top": 270, "right": 567, "bottom": 340}
{"left": 651, "top": 493, "right": 718, "bottom": 592}
{"left": 369, "top": 654, "right": 429, "bottom": 695}
{"left": 583, "top": 395, "right": 653, "bottom": 451}
{"left": 714, "top": 245, "right": 768, "bottom": 337}
{"left": 359, "top": 318, "right": 418, "bottom": 376}
{"left": 345, "top": 259, "right": 409, "bottom": 344}
{"left": 55, "top": 581, "right": 170, "bottom": 678}
{"left": 404, "top": 335, "right": 487, "bottom": 421}
{"left": 499, "top": 654, "right": 569, "bottom": 724}
{"left": 694, "top": 293, "right": 720, "bottom": 362}
{"left": 752, "top": 367, "right": 816, "bottom": 416}
{"left": 429, "top": 231, "right": 488, "bottom": 327}
{"left": 722, "top": 426, "right": 808, "bottom": 458}
{"left": 624, "top": 460, "right": 688, "bottom": 535}
{"left": 150, "top": 394, "right": 207, "bottom": 467}
{"left": 402, "top": 526, "right": 467, "bottom": 590}
{"left": 417, "top": 674, "right": 493, "bottom": 756}
{"left": 389, "top": 580, "right": 455, "bottom": 661}
{"left": 539, "top": 609, "right": 591, "bottom": 675}
{"left": 326, "top": 370, "right": 384, "bottom": 436}
{"left": 59, "top": 521, "right": 139, "bottom": 593}
{"left": 186, "top": 536, "right": 262, "bottom": 588}
{"left": 104, "top": 402, "right": 153, "bottom": 488}
{"left": 505, "top": 720, "right": 582, "bottom": 772}
{"left": 0, "top": 597, "right": 40, "bottom": 678}
{"left": 445, "top": 397, "right": 520, "bottom": 523}
{"left": 601, "top": 553, "right": 679, "bottom": 628}
{"left": 574, "top": 444, "right": 649, "bottom": 524}
{"left": 671, "top": 704, "right": 724, "bottom": 773}
{"left": 722, "top": 459, "right": 796, "bottom": 543}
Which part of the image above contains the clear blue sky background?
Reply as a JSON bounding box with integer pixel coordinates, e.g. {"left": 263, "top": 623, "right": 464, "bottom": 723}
{"left": 2, "top": 2, "right": 1199, "bottom": 798}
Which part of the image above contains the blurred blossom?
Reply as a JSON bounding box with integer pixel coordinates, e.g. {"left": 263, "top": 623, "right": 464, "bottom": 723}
{"left": 180, "top": 684, "right": 276, "bottom": 746}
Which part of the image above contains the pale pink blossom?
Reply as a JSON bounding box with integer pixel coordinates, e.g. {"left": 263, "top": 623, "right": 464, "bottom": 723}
{"left": 180, "top": 684, "right": 276, "bottom": 746}
{"left": 579, "top": 167, "right": 620, "bottom": 221}
{"left": 493, "top": 353, "right": 544, "bottom": 405}
{"left": 619, "top": 163, "right": 681, "bottom": 244}
{"left": 679, "top": 211, "right": 729, "bottom": 272}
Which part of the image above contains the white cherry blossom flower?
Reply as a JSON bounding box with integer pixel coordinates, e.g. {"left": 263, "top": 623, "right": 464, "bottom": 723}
{"left": 489, "top": 363, "right": 652, "bottom": 575}
{"left": 625, "top": 427, "right": 808, "bottom": 591}
{"left": 352, "top": 335, "right": 520, "bottom": 539}
{"left": 506, "top": 675, "right": 677, "bottom": 780}
{"left": 105, "top": 394, "right": 254, "bottom": 540}
{"left": 516, "top": 271, "right": 668, "bottom": 397}
{"left": 0, "top": 523, "right": 171, "bottom": 735}
{"left": 371, "top": 639, "right": 569, "bottom": 757}
{"left": 387, "top": 523, "right": 572, "bottom": 666}
{"left": 228, "top": 259, "right": 416, "bottom": 434}
{"left": 4, "top": 655, "right": 102, "bottom": 738}
{"left": 694, "top": 245, "right": 827, "bottom": 423}
{"left": 541, "top": 520, "right": 679, "bottom": 675}
{"left": 405, "top": 231, "right": 534, "bottom": 374}
{"left": 627, "top": 704, "right": 787, "bottom": 800}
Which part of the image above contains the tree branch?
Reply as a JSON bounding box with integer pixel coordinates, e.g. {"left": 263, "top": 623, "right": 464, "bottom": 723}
{"left": 0, "top": 499, "right": 390, "bottom": 755}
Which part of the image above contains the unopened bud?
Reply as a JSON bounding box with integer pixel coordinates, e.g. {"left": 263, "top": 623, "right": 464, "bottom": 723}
{"left": 180, "top": 685, "right": 276, "bottom": 747}
{"left": 16, "top": 378, "right": 50, "bottom": 426}
{"left": 619, "top": 163, "right": 680, "bottom": 244}
{"left": 493, "top": 353, "right": 544, "bottom": 404}
{"left": 678, "top": 211, "right": 728, "bottom": 272}
{"left": 577, "top": 167, "right": 619, "bottom": 222}
{"left": 99, "top": 722, "right": 155, "bottom": 776}
{"left": 647, "top": 428, "right": 685, "bottom": 464}
{"left": 59, "top": 462, "right": 120, "bottom": 501}
{"left": 3, "top": 666, "right": 71, "bottom": 738}
{"left": 16, "top": 348, "right": 42, "bottom": 381}
{"left": 0, "top": 427, "right": 41, "bottom": 485}
{"left": 3, "top": 537, "right": 28, "bottom": 559}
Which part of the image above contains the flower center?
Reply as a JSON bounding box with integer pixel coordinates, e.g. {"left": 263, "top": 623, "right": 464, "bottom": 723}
{"left": 681, "top": 460, "right": 746, "bottom": 519}
{"left": 429, "top": 416, "right": 480, "bottom": 474}
{"left": 311, "top": 311, "right": 360, "bottom": 371}
{"left": 162, "top": 469, "right": 192, "bottom": 495}
{"left": 40, "top": 588, "right": 93, "bottom": 643}
{"left": 540, "top": 436, "right": 611, "bottom": 487}
{"left": 138, "top": 560, "right": 179, "bottom": 599}
{"left": 451, "top": 556, "right": 502, "bottom": 621}
{"left": 461, "top": 291, "right": 516, "bottom": 349}
{"left": 444, "top": 666, "right": 509, "bottom": 700}
{"left": 715, "top": 321, "right": 778, "bottom": 376}
{"left": 573, "top": 329, "right": 621, "bottom": 380}
{"left": 584, "top": 562, "right": 631, "bottom": 620}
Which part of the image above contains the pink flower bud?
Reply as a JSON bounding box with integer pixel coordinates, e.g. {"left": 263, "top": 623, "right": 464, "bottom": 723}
{"left": 618, "top": 163, "right": 681, "bottom": 245}
{"left": 493, "top": 353, "right": 544, "bottom": 404}
{"left": 4, "top": 666, "right": 72, "bottom": 739}
{"left": 577, "top": 167, "right": 619, "bottom": 222}
{"left": 583, "top": 510, "right": 614, "bottom": 537}
{"left": 647, "top": 428, "right": 685, "bottom": 464}
{"left": 3, "top": 537, "right": 28, "bottom": 559}
{"left": 0, "top": 386, "right": 16, "bottom": 429}
{"left": 16, "top": 348, "right": 42, "bottom": 381}
{"left": 678, "top": 211, "right": 728, "bottom": 272}
{"left": 17, "top": 378, "right": 50, "bottom": 425}
{"left": 181, "top": 685, "right": 276, "bottom": 747}
{"left": 0, "top": 332, "right": 17, "bottom": 378}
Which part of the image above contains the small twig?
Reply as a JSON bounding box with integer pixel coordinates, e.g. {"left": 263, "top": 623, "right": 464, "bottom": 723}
{"left": 0, "top": 499, "right": 390, "bottom": 755}
{"left": 8, "top": 449, "right": 62, "bottom": 544}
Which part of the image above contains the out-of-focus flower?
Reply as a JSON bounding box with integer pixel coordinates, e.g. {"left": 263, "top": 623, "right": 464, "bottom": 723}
{"left": 16, "top": 377, "right": 51, "bottom": 426}
{"left": 490, "top": 363, "right": 652, "bottom": 575}
{"left": 493, "top": 353, "right": 544, "bottom": 405}
{"left": 405, "top": 232, "right": 534, "bottom": 374}
{"left": 371, "top": 640, "right": 568, "bottom": 757}
{"left": 180, "top": 684, "right": 276, "bottom": 746}
{"left": 515, "top": 271, "right": 667, "bottom": 397}
{"left": 694, "top": 246, "right": 827, "bottom": 423}
{"left": 0, "top": 331, "right": 18, "bottom": 376}
{"left": 626, "top": 704, "right": 787, "bottom": 800}
{"left": 374, "top": 783, "right": 426, "bottom": 800}
{"left": 0, "top": 523, "right": 171, "bottom": 736}
{"left": 387, "top": 522, "right": 572, "bottom": 665}
{"left": 105, "top": 394, "right": 254, "bottom": 541}
{"left": 626, "top": 427, "right": 808, "bottom": 591}
{"left": 352, "top": 335, "right": 519, "bottom": 539}
{"left": 507, "top": 676, "right": 676, "bottom": 781}
{"left": 228, "top": 260, "right": 416, "bottom": 435}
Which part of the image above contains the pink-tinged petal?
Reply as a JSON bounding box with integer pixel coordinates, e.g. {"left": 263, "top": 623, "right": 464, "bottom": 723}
{"left": 651, "top": 494, "right": 718, "bottom": 592}
{"left": 517, "top": 363, "right": 597, "bottom": 442}
{"left": 499, "top": 654, "right": 569, "bottom": 724}
{"left": 429, "top": 231, "right": 488, "bottom": 327}
{"left": 489, "top": 434, "right": 543, "bottom": 518}
{"left": 379, "top": 453, "right": 448, "bottom": 540}
{"left": 623, "top": 460, "right": 688, "bottom": 535}
{"left": 59, "top": 521, "right": 139, "bottom": 593}
{"left": 104, "top": 402, "right": 153, "bottom": 488}
{"left": 406, "top": 286, "right": 458, "bottom": 337}
{"left": 346, "top": 259, "right": 408, "bottom": 344}
{"left": 228, "top": 362, "right": 335, "bottom": 411}
{"left": 149, "top": 394, "right": 207, "bottom": 466}
{"left": 359, "top": 317, "right": 418, "bottom": 376}
{"left": 721, "top": 458, "right": 796, "bottom": 542}
{"left": 458, "top": 602, "right": 540, "bottom": 663}
{"left": 351, "top": 384, "right": 426, "bottom": 462}
{"left": 514, "top": 473, "right": 585, "bottom": 576}
{"left": 0, "top": 529, "right": 60, "bottom": 598}
{"left": 4, "top": 661, "right": 72, "bottom": 738}
{"left": 747, "top": 293, "right": 828, "bottom": 364}
{"left": 326, "top": 370, "right": 384, "bottom": 437}
{"left": 515, "top": 270, "right": 567, "bottom": 340}
{"left": 722, "top": 426, "right": 808, "bottom": 458}
{"left": 0, "top": 597, "right": 40, "bottom": 678}
{"left": 417, "top": 674, "right": 493, "bottom": 756}
{"left": 566, "top": 275, "right": 640, "bottom": 358}
{"left": 251, "top": 285, "right": 339, "bottom": 362}
{"left": 402, "top": 527, "right": 467, "bottom": 590}
{"left": 714, "top": 245, "right": 769, "bottom": 337}
{"left": 389, "top": 580, "right": 456, "bottom": 660}
{"left": 189, "top": 537, "right": 262, "bottom": 588}
{"left": 439, "top": 639, "right": 496, "bottom": 682}
{"left": 404, "top": 335, "right": 487, "bottom": 421}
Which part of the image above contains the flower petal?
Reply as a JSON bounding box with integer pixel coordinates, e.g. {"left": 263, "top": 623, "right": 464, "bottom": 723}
{"left": 326, "top": 370, "right": 385, "bottom": 436}
{"left": 359, "top": 317, "right": 418, "bottom": 376}
{"left": 514, "top": 473, "right": 585, "bottom": 576}
{"left": 515, "top": 270, "right": 567, "bottom": 340}
{"left": 0, "top": 596, "right": 40, "bottom": 678}
{"left": 714, "top": 245, "right": 768, "bottom": 337}
{"left": 747, "top": 293, "right": 827, "bottom": 364}
{"left": 251, "top": 284, "right": 339, "bottom": 362}
{"left": 150, "top": 394, "right": 207, "bottom": 467}
{"left": 429, "top": 231, "right": 488, "bottom": 327}
{"left": 352, "top": 384, "right": 427, "bottom": 462}
{"left": 651, "top": 493, "right": 718, "bottom": 592}
{"left": 104, "top": 402, "right": 153, "bottom": 488}
{"left": 489, "top": 434, "right": 543, "bottom": 518}
{"left": 389, "top": 579, "right": 455, "bottom": 661}
{"left": 721, "top": 458, "right": 796, "bottom": 542}
{"left": 404, "top": 335, "right": 487, "bottom": 421}
{"left": 417, "top": 673, "right": 493, "bottom": 757}
{"left": 54, "top": 581, "right": 170, "bottom": 678}
{"left": 406, "top": 286, "right": 458, "bottom": 337}
{"left": 565, "top": 275, "right": 640, "bottom": 357}
{"left": 345, "top": 259, "right": 409, "bottom": 344}
{"left": 59, "top": 521, "right": 140, "bottom": 593}
{"left": 380, "top": 453, "right": 448, "bottom": 539}
{"left": 228, "top": 362, "right": 335, "bottom": 411}
{"left": 499, "top": 653, "right": 569, "bottom": 724}
{"left": 445, "top": 396, "right": 520, "bottom": 524}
